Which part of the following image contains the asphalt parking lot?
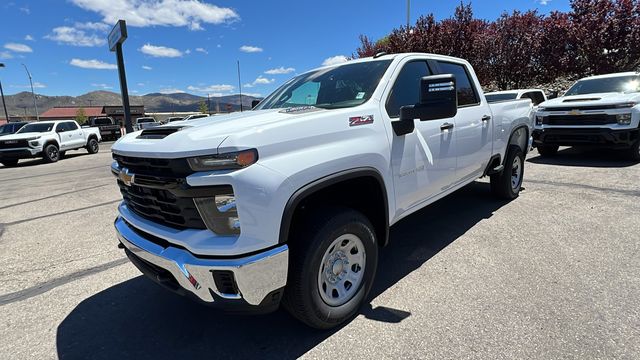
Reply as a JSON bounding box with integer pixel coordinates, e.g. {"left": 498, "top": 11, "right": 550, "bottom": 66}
{"left": 0, "top": 143, "right": 639, "bottom": 359}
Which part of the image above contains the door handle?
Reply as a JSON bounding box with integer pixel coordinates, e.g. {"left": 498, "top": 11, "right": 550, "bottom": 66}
{"left": 482, "top": 115, "right": 491, "bottom": 122}
{"left": 440, "top": 122, "right": 454, "bottom": 131}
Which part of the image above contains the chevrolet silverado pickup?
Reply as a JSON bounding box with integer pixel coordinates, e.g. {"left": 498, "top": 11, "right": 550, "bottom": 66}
{"left": 0, "top": 120, "right": 101, "bottom": 167}
{"left": 533, "top": 72, "right": 640, "bottom": 160}
{"left": 111, "top": 53, "right": 533, "bottom": 328}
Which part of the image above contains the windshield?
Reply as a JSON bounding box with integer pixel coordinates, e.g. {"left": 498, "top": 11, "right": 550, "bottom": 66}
{"left": 93, "top": 118, "right": 112, "bottom": 125}
{"left": 257, "top": 60, "right": 392, "bottom": 110}
{"left": 485, "top": 93, "right": 518, "bottom": 102}
{"left": 17, "top": 122, "right": 55, "bottom": 133}
{"left": 565, "top": 75, "right": 640, "bottom": 96}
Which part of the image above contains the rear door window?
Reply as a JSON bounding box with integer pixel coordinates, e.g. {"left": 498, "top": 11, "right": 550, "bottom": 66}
{"left": 436, "top": 61, "right": 480, "bottom": 107}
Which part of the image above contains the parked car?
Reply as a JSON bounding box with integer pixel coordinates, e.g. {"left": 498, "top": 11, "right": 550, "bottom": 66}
{"left": 134, "top": 117, "right": 158, "bottom": 131}
{"left": 165, "top": 116, "right": 184, "bottom": 123}
{"left": 182, "top": 114, "right": 209, "bottom": 121}
{"left": 485, "top": 89, "right": 547, "bottom": 106}
{"left": 111, "top": 53, "right": 533, "bottom": 328}
{"left": 533, "top": 71, "right": 640, "bottom": 160}
{"left": 0, "top": 121, "right": 28, "bottom": 136}
{"left": 0, "top": 120, "right": 101, "bottom": 167}
{"left": 86, "top": 116, "right": 121, "bottom": 141}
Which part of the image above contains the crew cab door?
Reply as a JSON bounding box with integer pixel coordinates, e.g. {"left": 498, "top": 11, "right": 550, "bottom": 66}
{"left": 65, "top": 121, "right": 85, "bottom": 148}
{"left": 434, "top": 60, "right": 492, "bottom": 180}
{"left": 55, "top": 122, "right": 74, "bottom": 150}
{"left": 384, "top": 59, "right": 457, "bottom": 213}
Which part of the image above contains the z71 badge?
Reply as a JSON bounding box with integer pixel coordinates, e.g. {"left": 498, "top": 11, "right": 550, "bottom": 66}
{"left": 349, "top": 115, "right": 374, "bottom": 127}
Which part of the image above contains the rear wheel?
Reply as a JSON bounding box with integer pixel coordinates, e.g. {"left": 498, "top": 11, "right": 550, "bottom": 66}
{"left": 491, "top": 145, "right": 524, "bottom": 200}
{"left": 537, "top": 144, "right": 559, "bottom": 157}
{"left": 282, "top": 208, "right": 378, "bottom": 329}
{"left": 1, "top": 159, "right": 19, "bottom": 167}
{"left": 43, "top": 144, "right": 60, "bottom": 163}
{"left": 86, "top": 138, "right": 99, "bottom": 154}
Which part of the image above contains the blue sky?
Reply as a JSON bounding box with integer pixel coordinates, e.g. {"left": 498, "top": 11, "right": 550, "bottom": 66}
{"left": 0, "top": 0, "right": 571, "bottom": 97}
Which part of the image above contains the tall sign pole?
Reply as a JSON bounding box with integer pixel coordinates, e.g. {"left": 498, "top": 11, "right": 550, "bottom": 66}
{"left": 109, "top": 20, "right": 133, "bottom": 133}
{"left": 237, "top": 60, "right": 243, "bottom": 112}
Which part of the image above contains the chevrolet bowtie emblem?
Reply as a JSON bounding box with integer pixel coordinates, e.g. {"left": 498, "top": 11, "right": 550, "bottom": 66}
{"left": 569, "top": 109, "right": 581, "bottom": 115}
{"left": 119, "top": 168, "right": 135, "bottom": 186}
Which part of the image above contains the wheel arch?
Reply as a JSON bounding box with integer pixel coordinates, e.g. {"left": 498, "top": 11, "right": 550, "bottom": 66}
{"left": 87, "top": 134, "right": 99, "bottom": 144}
{"left": 506, "top": 125, "right": 529, "bottom": 160}
{"left": 279, "top": 167, "right": 390, "bottom": 248}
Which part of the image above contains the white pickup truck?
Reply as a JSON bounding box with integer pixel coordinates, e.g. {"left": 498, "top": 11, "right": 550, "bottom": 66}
{"left": 0, "top": 120, "right": 101, "bottom": 167}
{"left": 111, "top": 53, "right": 533, "bottom": 328}
{"left": 533, "top": 72, "right": 640, "bottom": 160}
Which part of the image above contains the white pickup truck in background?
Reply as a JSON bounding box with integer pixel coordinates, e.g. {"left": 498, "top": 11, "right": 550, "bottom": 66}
{"left": 486, "top": 89, "right": 547, "bottom": 106}
{"left": 111, "top": 53, "right": 533, "bottom": 328}
{"left": 533, "top": 72, "right": 640, "bottom": 160}
{"left": 0, "top": 120, "right": 101, "bottom": 167}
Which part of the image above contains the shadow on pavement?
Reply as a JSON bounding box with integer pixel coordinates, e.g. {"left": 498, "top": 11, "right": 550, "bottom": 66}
{"left": 56, "top": 182, "right": 507, "bottom": 360}
{"left": 527, "top": 147, "right": 637, "bottom": 168}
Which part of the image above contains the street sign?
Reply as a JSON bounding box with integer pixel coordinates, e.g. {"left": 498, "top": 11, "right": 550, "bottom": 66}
{"left": 109, "top": 20, "right": 128, "bottom": 52}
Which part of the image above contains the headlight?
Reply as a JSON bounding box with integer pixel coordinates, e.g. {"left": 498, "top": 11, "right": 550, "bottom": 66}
{"left": 617, "top": 113, "right": 632, "bottom": 125}
{"left": 29, "top": 140, "right": 40, "bottom": 146}
{"left": 537, "top": 107, "right": 546, "bottom": 112}
{"left": 188, "top": 149, "right": 258, "bottom": 171}
{"left": 614, "top": 102, "right": 637, "bottom": 109}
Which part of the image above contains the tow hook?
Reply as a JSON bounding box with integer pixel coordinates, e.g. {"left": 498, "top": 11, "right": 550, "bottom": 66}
{"left": 117, "top": 242, "right": 125, "bottom": 249}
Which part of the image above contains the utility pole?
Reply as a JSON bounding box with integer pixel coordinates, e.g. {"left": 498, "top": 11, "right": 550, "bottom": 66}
{"left": 22, "top": 63, "right": 39, "bottom": 121}
{"left": 207, "top": 93, "right": 211, "bottom": 114}
{"left": 407, "top": 0, "right": 411, "bottom": 28}
{"left": 0, "top": 63, "right": 9, "bottom": 122}
{"left": 237, "top": 60, "right": 243, "bottom": 112}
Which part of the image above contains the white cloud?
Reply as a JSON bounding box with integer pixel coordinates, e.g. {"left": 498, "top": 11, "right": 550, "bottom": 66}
{"left": 140, "top": 43, "right": 183, "bottom": 58}
{"left": 75, "top": 21, "right": 110, "bottom": 31}
{"left": 243, "top": 83, "right": 254, "bottom": 88}
{"left": 187, "top": 84, "right": 235, "bottom": 93}
{"left": 142, "top": 65, "right": 152, "bottom": 70}
{"left": 24, "top": 35, "right": 34, "bottom": 41}
{"left": 4, "top": 43, "right": 33, "bottom": 53}
{"left": 137, "top": 82, "right": 145, "bottom": 86}
{"left": 45, "top": 26, "right": 105, "bottom": 47}
{"left": 11, "top": 81, "right": 46, "bottom": 89}
{"left": 538, "top": 0, "right": 551, "bottom": 4}
{"left": 159, "top": 88, "right": 185, "bottom": 94}
{"left": 91, "top": 83, "right": 113, "bottom": 89}
{"left": 69, "top": 0, "right": 239, "bottom": 30}
{"left": 195, "top": 47, "right": 208, "bottom": 54}
{"left": 322, "top": 55, "right": 348, "bottom": 66}
{"left": 265, "top": 66, "right": 295, "bottom": 75}
{"left": 19, "top": 7, "right": 30, "bottom": 14}
{"left": 253, "top": 76, "right": 274, "bottom": 85}
{"left": 216, "top": 44, "right": 221, "bottom": 48}
{"left": 239, "top": 45, "right": 263, "bottom": 53}
{"left": 70, "top": 58, "right": 117, "bottom": 70}
{"left": 0, "top": 51, "right": 13, "bottom": 59}
{"left": 185, "top": 49, "right": 191, "bottom": 54}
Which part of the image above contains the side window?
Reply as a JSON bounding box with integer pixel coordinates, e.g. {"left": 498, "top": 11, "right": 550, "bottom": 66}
{"left": 66, "top": 121, "right": 79, "bottom": 130}
{"left": 436, "top": 61, "right": 479, "bottom": 107}
{"left": 56, "top": 123, "right": 66, "bottom": 132}
{"left": 385, "top": 61, "right": 431, "bottom": 118}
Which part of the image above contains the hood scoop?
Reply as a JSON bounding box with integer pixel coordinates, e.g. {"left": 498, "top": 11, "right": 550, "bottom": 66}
{"left": 563, "top": 98, "right": 601, "bottom": 102}
{"left": 137, "top": 126, "right": 187, "bottom": 139}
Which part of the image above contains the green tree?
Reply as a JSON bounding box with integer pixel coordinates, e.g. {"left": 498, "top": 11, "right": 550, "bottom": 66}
{"left": 198, "top": 101, "right": 209, "bottom": 114}
{"left": 75, "top": 107, "right": 87, "bottom": 125}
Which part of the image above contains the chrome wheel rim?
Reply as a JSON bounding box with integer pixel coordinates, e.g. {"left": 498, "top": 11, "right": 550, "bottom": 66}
{"left": 317, "top": 234, "right": 366, "bottom": 307}
{"left": 511, "top": 156, "right": 522, "bottom": 190}
{"left": 48, "top": 147, "right": 58, "bottom": 161}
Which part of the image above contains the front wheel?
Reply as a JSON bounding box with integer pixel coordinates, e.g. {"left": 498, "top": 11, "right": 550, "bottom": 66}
{"left": 491, "top": 145, "right": 524, "bottom": 200}
{"left": 626, "top": 140, "right": 640, "bottom": 162}
{"left": 282, "top": 208, "right": 378, "bottom": 329}
{"left": 43, "top": 144, "right": 60, "bottom": 163}
{"left": 86, "top": 138, "right": 99, "bottom": 154}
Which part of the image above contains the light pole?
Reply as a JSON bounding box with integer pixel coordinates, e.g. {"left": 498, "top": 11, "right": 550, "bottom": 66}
{"left": 21, "top": 63, "right": 39, "bottom": 121}
{"left": 237, "top": 60, "right": 243, "bottom": 112}
{"left": 0, "top": 63, "right": 9, "bottom": 122}
{"left": 407, "top": 0, "right": 410, "bottom": 28}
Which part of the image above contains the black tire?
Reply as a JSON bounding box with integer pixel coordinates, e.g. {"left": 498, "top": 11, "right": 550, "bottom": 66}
{"left": 537, "top": 144, "right": 559, "bottom": 157}
{"left": 282, "top": 208, "right": 378, "bottom": 329}
{"left": 1, "top": 159, "right": 19, "bottom": 167}
{"left": 626, "top": 140, "right": 640, "bottom": 162}
{"left": 86, "top": 138, "right": 99, "bottom": 154}
{"left": 490, "top": 145, "right": 525, "bottom": 200}
{"left": 43, "top": 144, "right": 60, "bottom": 163}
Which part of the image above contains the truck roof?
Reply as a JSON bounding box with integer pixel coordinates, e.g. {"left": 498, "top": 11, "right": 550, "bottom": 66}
{"left": 579, "top": 72, "right": 639, "bottom": 81}
{"left": 316, "top": 52, "right": 470, "bottom": 70}
{"left": 486, "top": 89, "right": 545, "bottom": 96}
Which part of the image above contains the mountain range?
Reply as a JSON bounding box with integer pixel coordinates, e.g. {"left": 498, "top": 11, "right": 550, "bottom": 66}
{"left": 0, "top": 91, "right": 261, "bottom": 118}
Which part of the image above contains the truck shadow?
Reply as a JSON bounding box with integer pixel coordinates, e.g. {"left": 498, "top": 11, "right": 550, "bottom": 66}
{"left": 56, "top": 181, "right": 507, "bottom": 360}
{"left": 527, "top": 147, "right": 637, "bottom": 168}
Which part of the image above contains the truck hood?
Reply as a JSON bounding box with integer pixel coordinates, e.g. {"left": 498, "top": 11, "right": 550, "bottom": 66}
{"left": 0, "top": 132, "right": 45, "bottom": 141}
{"left": 541, "top": 92, "right": 640, "bottom": 108}
{"left": 111, "top": 107, "right": 327, "bottom": 158}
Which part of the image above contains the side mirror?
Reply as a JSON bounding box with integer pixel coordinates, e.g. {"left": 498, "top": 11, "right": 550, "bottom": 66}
{"left": 392, "top": 74, "right": 458, "bottom": 136}
{"left": 251, "top": 99, "right": 260, "bottom": 109}
{"left": 56, "top": 128, "right": 65, "bottom": 133}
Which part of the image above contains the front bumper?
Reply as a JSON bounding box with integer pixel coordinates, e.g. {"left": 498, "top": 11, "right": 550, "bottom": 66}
{"left": 533, "top": 127, "right": 639, "bottom": 148}
{"left": 115, "top": 216, "right": 288, "bottom": 311}
{"left": 0, "top": 147, "right": 41, "bottom": 160}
